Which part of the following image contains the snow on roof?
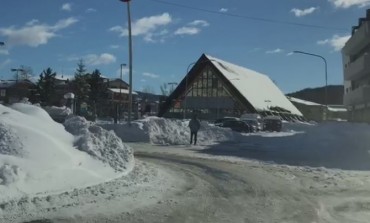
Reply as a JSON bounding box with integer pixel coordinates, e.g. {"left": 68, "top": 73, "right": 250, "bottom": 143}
{"left": 55, "top": 74, "right": 74, "bottom": 81}
{"left": 288, "top": 97, "right": 348, "bottom": 112}
{"left": 287, "top": 96, "right": 322, "bottom": 106}
{"left": 0, "top": 80, "right": 16, "bottom": 88}
{"left": 205, "top": 55, "right": 303, "bottom": 116}
{"left": 0, "top": 79, "right": 35, "bottom": 88}
{"left": 108, "top": 88, "right": 138, "bottom": 95}
{"left": 327, "top": 107, "right": 347, "bottom": 112}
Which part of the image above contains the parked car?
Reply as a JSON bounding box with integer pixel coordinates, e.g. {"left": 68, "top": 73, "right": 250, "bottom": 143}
{"left": 240, "top": 113, "right": 263, "bottom": 131}
{"left": 214, "top": 117, "right": 239, "bottom": 126}
{"left": 263, "top": 116, "right": 282, "bottom": 132}
{"left": 240, "top": 113, "right": 262, "bottom": 122}
{"left": 219, "top": 120, "right": 251, "bottom": 133}
{"left": 242, "top": 119, "right": 261, "bottom": 132}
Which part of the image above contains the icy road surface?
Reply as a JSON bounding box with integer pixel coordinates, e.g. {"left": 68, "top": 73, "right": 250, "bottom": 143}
{"left": 3, "top": 143, "right": 370, "bottom": 223}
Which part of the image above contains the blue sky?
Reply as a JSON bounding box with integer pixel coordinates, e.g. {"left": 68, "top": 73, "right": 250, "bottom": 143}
{"left": 0, "top": 0, "right": 369, "bottom": 94}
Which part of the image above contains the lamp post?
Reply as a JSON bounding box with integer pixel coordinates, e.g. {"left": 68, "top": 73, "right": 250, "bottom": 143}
{"left": 119, "top": 63, "right": 127, "bottom": 123}
{"left": 11, "top": 68, "right": 24, "bottom": 83}
{"left": 293, "top": 50, "right": 328, "bottom": 119}
{"left": 119, "top": 0, "right": 133, "bottom": 126}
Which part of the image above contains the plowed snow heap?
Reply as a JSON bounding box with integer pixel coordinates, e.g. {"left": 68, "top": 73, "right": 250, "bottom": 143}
{"left": 0, "top": 103, "right": 133, "bottom": 201}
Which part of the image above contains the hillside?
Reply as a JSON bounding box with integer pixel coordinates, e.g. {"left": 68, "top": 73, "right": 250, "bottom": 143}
{"left": 287, "top": 85, "right": 344, "bottom": 105}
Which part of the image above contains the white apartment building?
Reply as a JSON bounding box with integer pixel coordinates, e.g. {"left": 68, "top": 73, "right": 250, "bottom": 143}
{"left": 342, "top": 9, "right": 370, "bottom": 122}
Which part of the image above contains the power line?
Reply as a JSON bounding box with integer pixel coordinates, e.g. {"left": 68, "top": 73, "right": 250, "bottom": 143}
{"left": 147, "top": 0, "right": 348, "bottom": 31}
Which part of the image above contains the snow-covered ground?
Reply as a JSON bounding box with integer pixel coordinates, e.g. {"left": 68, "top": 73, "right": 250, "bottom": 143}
{"left": 3, "top": 111, "right": 370, "bottom": 222}
{"left": 0, "top": 104, "right": 133, "bottom": 204}
{"left": 101, "top": 117, "right": 370, "bottom": 170}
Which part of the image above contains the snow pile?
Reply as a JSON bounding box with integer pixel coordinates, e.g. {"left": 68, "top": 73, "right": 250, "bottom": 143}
{"left": 100, "top": 117, "right": 239, "bottom": 145}
{"left": 43, "top": 106, "right": 72, "bottom": 117}
{"left": 64, "top": 116, "right": 134, "bottom": 172}
{"left": 0, "top": 123, "right": 24, "bottom": 157}
{"left": 0, "top": 103, "right": 131, "bottom": 201}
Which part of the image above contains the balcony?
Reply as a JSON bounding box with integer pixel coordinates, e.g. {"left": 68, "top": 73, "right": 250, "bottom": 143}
{"left": 344, "top": 85, "right": 370, "bottom": 106}
{"left": 342, "top": 22, "right": 370, "bottom": 55}
{"left": 344, "top": 54, "right": 370, "bottom": 81}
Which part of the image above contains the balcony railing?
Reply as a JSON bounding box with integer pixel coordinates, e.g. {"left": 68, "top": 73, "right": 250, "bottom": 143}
{"left": 344, "top": 85, "right": 370, "bottom": 106}
{"left": 344, "top": 54, "right": 370, "bottom": 80}
{"left": 342, "top": 22, "right": 370, "bottom": 55}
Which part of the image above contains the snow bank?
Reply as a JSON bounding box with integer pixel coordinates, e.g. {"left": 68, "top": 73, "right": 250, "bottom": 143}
{"left": 43, "top": 106, "right": 72, "bottom": 116}
{"left": 0, "top": 104, "right": 131, "bottom": 202}
{"left": 100, "top": 117, "right": 240, "bottom": 145}
{"left": 64, "top": 116, "right": 134, "bottom": 172}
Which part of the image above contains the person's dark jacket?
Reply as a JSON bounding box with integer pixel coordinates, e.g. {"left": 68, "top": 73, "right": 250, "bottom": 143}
{"left": 189, "top": 118, "right": 201, "bottom": 132}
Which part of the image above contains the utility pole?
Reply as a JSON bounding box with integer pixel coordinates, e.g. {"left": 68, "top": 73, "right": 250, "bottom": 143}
{"left": 119, "top": 0, "right": 133, "bottom": 126}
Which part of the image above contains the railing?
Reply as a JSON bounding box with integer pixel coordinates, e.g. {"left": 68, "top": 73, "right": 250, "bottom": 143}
{"left": 344, "top": 85, "right": 370, "bottom": 106}
{"left": 343, "top": 22, "right": 370, "bottom": 55}
{"left": 344, "top": 54, "right": 370, "bottom": 80}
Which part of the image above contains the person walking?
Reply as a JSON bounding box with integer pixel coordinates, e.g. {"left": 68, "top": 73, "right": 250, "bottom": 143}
{"left": 188, "top": 114, "right": 201, "bottom": 145}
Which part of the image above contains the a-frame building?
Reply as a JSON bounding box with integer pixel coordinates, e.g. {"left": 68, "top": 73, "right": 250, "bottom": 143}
{"left": 158, "top": 54, "right": 303, "bottom": 120}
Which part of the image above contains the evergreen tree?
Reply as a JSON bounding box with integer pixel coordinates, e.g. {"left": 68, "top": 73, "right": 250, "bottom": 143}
{"left": 74, "top": 59, "right": 90, "bottom": 103}
{"left": 87, "top": 69, "right": 107, "bottom": 103}
{"left": 37, "top": 67, "right": 56, "bottom": 105}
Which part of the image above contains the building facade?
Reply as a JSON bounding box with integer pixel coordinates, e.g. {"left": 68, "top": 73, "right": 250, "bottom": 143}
{"left": 0, "top": 80, "right": 37, "bottom": 104}
{"left": 159, "top": 54, "right": 303, "bottom": 121}
{"left": 342, "top": 9, "right": 370, "bottom": 122}
{"left": 288, "top": 96, "right": 348, "bottom": 122}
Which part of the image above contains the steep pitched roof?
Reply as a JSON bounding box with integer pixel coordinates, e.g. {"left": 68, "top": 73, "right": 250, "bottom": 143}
{"left": 205, "top": 54, "right": 302, "bottom": 116}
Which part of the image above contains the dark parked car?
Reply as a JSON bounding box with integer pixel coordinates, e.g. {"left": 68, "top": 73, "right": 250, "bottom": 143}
{"left": 263, "top": 116, "right": 282, "bottom": 132}
{"left": 242, "top": 119, "right": 261, "bottom": 132}
{"left": 219, "top": 120, "right": 251, "bottom": 133}
{"left": 214, "top": 117, "right": 239, "bottom": 126}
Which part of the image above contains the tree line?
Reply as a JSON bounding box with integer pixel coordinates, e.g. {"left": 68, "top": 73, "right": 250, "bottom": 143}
{"left": 36, "top": 60, "right": 107, "bottom": 114}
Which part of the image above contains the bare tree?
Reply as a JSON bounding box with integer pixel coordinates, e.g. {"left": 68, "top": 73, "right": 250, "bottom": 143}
{"left": 142, "top": 85, "right": 155, "bottom": 94}
{"left": 160, "top": 83, "right": 169, "bottom": 96}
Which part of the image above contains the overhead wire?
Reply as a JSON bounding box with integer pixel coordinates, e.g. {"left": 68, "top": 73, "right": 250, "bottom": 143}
{"left": 147, "top": 0, "right": 348, "bottom": 31}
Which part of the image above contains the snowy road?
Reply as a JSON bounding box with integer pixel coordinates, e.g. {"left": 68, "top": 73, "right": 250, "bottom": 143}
{"left": 131, "top": 152, "right": 320, "bottom": 223}
{"left": 3, "top": 143, "right": 370, "bottom": 223}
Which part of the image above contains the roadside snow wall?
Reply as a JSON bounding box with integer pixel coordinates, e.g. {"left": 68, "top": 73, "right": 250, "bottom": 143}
{"left": 100, "top": 117, "right": 241, "bottom": 145}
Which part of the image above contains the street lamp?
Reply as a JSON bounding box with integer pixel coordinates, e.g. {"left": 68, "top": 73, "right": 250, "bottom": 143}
{"left": 293, "top": 50, "right": 328, "bottom": 118}
{"left": 11, "top": 68, "right": 25, "bottom": 82}
{"left": 119, "top": 63, "right": 127, "bottom": 96}
{"left": 119, "top": 63, "right": 127, "bottom": 123}
{"left": 119, "top": 0, "right": 133, "bottom": 126}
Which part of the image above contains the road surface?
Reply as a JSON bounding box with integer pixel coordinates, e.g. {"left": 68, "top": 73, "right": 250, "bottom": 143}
{"left": 4, "top": 144, "right": 370, "bottom": 223}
